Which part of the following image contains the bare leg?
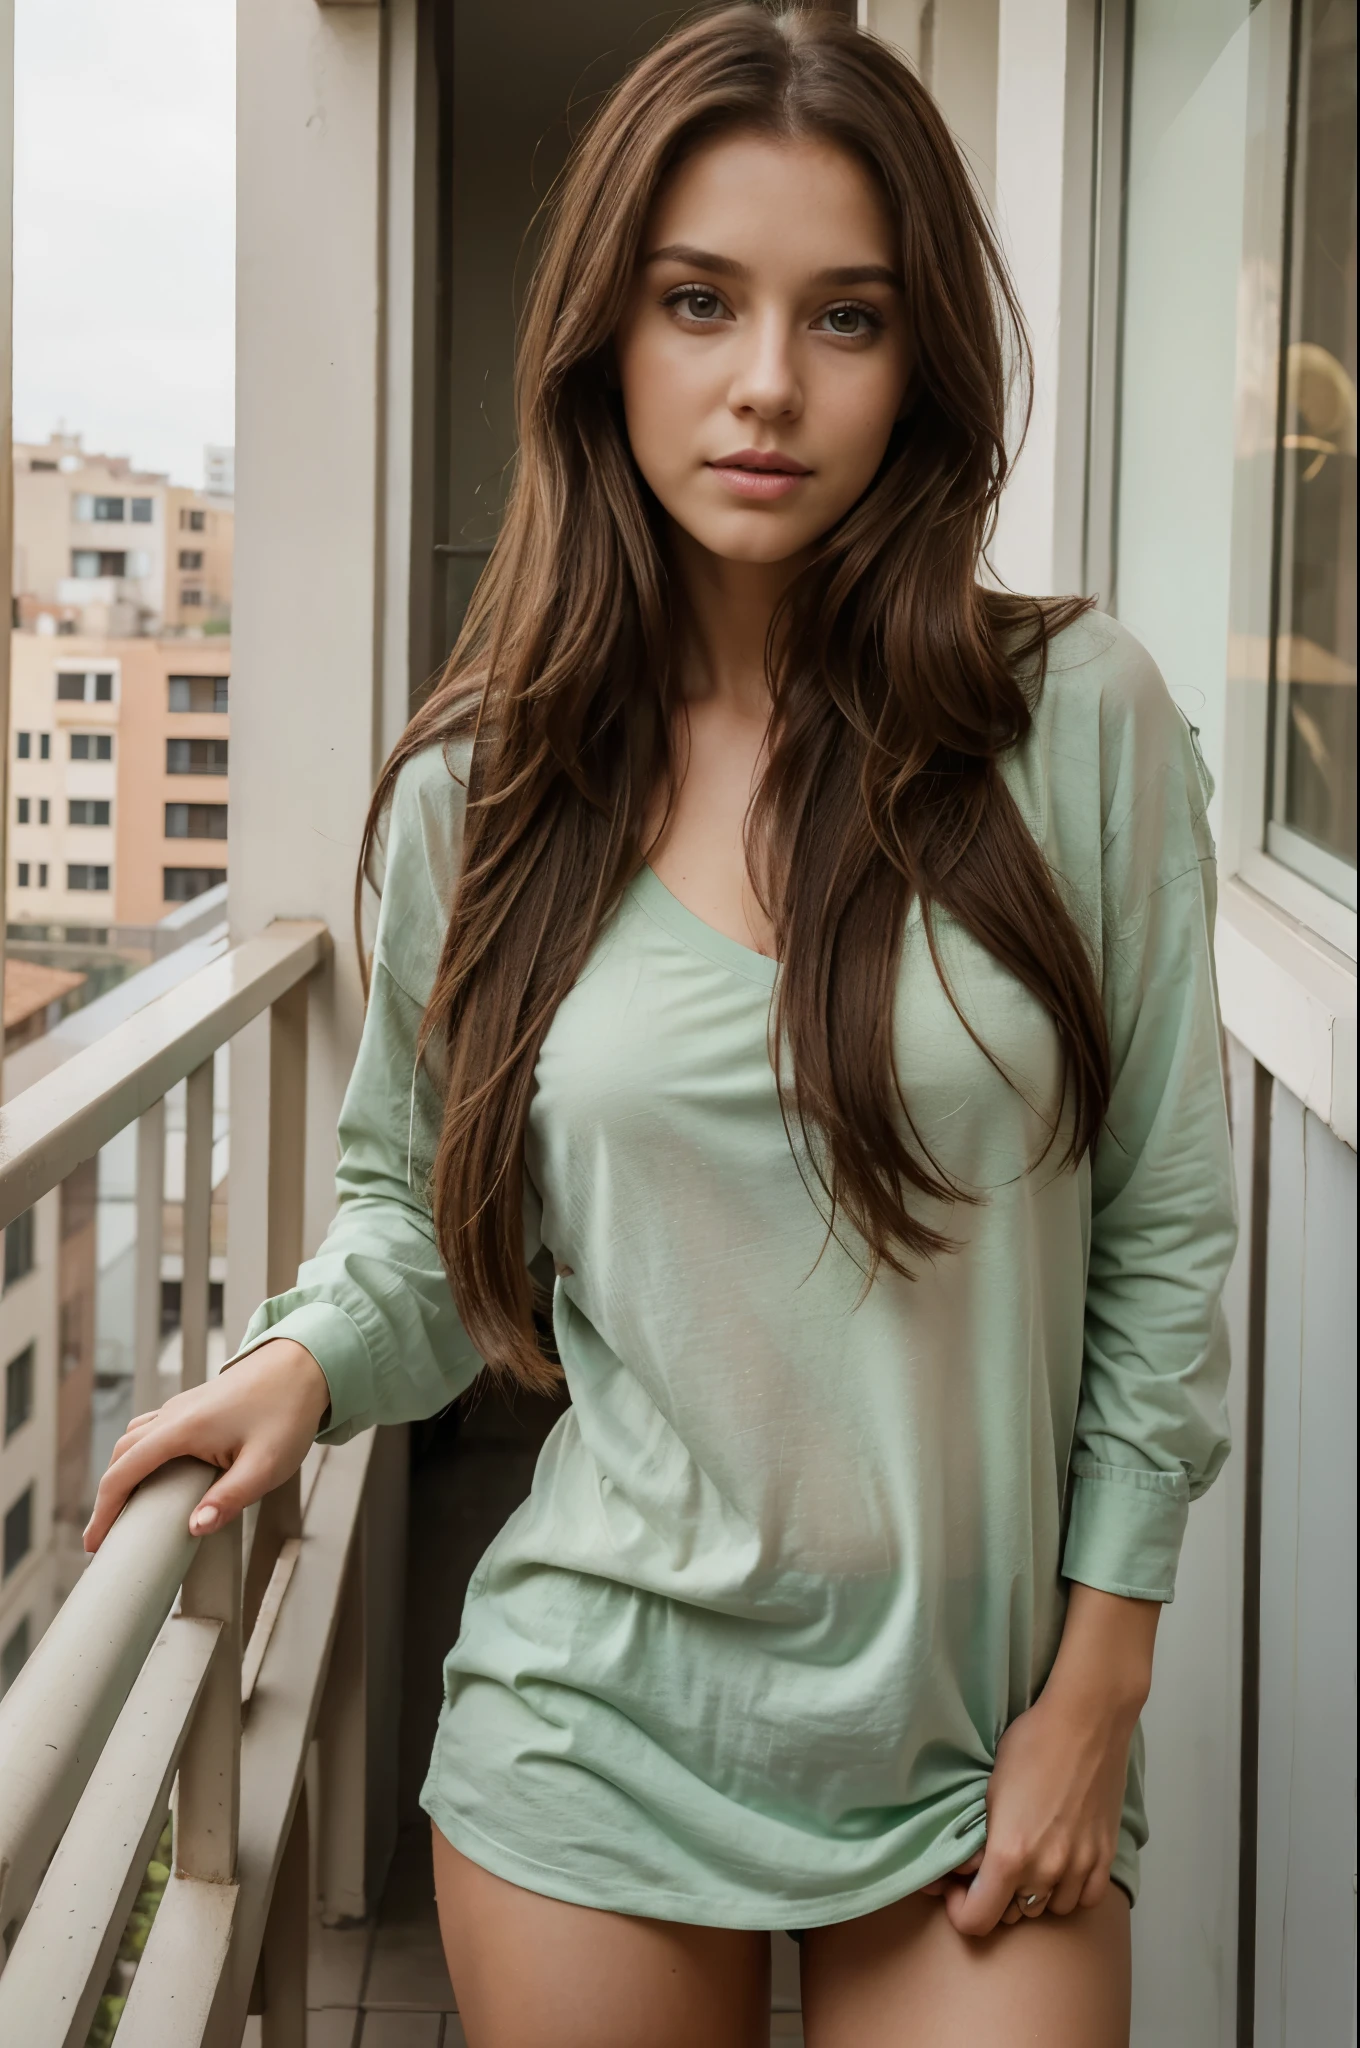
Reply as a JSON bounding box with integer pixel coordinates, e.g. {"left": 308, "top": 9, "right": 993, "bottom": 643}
{"left": 800, "top": 1887, "right": 1131, "bottom": 2048}
{"left": 431, "top": 1826, "right": 771, "bottom": 2048}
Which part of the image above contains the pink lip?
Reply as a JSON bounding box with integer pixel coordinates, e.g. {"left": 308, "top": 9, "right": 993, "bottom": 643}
{"left": 707, "top": 449, "right": 813, "bottom": 502}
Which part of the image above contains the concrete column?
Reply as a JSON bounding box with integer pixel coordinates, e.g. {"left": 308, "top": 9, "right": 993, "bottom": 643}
{"left": 227, "top": 0, "right": 387, "bottom": 1336}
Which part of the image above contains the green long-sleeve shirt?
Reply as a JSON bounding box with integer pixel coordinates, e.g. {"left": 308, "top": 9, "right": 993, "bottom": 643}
{"left": 238, "top": 611, "right": 1235, "bottom": 1926}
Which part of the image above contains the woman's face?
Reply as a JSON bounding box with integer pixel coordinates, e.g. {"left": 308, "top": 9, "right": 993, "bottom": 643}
{"left": 614, "top": 129, "right": 911, "bottom": 568}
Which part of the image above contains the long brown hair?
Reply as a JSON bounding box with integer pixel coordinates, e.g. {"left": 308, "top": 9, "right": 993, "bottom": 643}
{"left": 359, "top": 4, "right": 1108, "bottom": 1393}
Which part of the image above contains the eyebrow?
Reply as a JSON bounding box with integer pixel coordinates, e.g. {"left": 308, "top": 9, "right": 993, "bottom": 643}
{"left": 642, "top": 242, "right": 903, "bottom": 290}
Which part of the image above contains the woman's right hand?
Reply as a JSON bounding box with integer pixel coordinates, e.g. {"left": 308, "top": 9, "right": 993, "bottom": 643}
{"left": 82, "top": 1339, "right": 333, "bottom": 1553}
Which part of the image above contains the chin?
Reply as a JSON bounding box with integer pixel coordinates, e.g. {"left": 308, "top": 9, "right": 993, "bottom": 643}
{"left": 686, "top": 512, "right": 824, "bottom": 567}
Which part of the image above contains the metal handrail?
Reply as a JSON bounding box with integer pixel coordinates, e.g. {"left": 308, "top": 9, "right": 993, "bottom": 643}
{"left": 0, "top": 917, "right": 328, "bottom": 1230}
{"left": 0, "top": 914, "right": 374, "bottom": 2047}
{"left": 0, "top": 1458, "right": 211, "bottom": 1929}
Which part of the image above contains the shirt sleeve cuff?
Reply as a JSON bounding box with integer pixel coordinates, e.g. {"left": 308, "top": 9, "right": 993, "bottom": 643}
{"left": 227, "top": 1299, "right": 377, "bottom": 1446}
{"left": 1061, "top": 1458, "right": 1190, "bottom": 1603}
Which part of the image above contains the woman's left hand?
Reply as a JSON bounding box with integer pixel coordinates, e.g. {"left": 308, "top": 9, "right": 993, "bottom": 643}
{"left": 923, "top": 1584, "right": 1159, "bottom": 1939}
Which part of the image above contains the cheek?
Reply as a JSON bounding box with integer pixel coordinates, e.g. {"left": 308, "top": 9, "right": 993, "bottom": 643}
{"left": 618, "top": 333, "right": 708, "bottom": 489}
{"left": 812, "top": 359, "right": 905, "bottom": 487}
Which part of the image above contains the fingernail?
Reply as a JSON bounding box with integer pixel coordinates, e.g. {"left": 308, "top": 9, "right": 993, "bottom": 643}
{"left": 191, "top": 1505, "right": 220, "bottom": 1534}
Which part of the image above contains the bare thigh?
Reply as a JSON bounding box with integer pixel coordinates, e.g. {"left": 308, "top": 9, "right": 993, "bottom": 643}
{"left": 800, "top": 1888, "right": 1131, "bottom": 2048}
{"left": 431, "top": 1826, "right": 770, "bottom": 2048}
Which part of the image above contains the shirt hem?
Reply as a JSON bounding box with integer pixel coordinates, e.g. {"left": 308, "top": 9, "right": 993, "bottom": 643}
{"left": 421, "top": 1791, "right": 996, "bottom": 1931}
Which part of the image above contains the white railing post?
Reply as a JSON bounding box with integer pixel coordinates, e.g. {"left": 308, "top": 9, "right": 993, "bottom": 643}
{"left": 175, "top": 1515, "right": 243, "bottom": 1884}
{"left": 181, "top": 1056, "right": 215, "bottom": 1391}
{"left": 260, "top": 1785, "right": 309, "bottom": 2046}
{"left": 132, "top": 1098, "right": 166, "bottom": 1419}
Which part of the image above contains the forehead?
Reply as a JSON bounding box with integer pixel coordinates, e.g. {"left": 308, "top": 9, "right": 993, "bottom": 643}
{"left": 645, "top": 130, "right": 898, "bottom": 271}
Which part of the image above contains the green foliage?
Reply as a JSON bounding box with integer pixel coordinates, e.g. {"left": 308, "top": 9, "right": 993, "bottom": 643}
{"left": 84, "top": 1819, "right": 173, "bottom": 2048}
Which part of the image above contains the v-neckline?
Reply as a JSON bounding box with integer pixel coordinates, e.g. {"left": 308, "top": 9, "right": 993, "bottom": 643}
{"left": 630, "top": 865, "right": 780, "bottom": 990}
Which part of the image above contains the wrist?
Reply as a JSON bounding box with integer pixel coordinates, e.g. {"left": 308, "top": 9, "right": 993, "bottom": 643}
{"left": 246, "top": 1337, "right": 333, "bottom": 1432}
{"left": 1046, "top": 1583, "right": 1159, "bottom": 1723}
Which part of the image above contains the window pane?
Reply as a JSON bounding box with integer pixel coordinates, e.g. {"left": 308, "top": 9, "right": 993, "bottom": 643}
{"left": 56, "top": 672, "right": 87, "bottom": 700}
{"left": 164, "top": 866, "right": 227, "bottom": 902}
{"left": 4, "top": 1211, "right": 37, "bottom": 1290}
{"left": 5, "top": 1345, "right": 35, "bottom": 1442}
{"left": 130, "top": 496, "right": 154, "bottom": 523}
{"left": 1270, "top": 0, "right": 1358, "bottom": 891}
{"left": 3, "top": 1486, "right": 34, "bottom": 1577}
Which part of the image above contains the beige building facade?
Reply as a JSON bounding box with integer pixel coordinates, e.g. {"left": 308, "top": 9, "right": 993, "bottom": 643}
{"left": 8, "top": 632, "right": 229, "bottom": 939}
{"left": 11, "top": 430, "right": 232, "bottom": 639}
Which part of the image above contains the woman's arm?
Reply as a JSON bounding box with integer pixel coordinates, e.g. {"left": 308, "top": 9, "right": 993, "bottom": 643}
{"left": 85, "top": 746, "right": 527, "bottom": 1547}
{"left": 934, "top": 647, "right": 1237, "bottom": 1938}
{"left": 930, "top": 1586, "right": 1158, "bottom": 1935}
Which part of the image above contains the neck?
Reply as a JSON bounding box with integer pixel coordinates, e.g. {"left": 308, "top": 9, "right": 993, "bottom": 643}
{"left": 668, "top": 522, "right": 807, "bottom": 716}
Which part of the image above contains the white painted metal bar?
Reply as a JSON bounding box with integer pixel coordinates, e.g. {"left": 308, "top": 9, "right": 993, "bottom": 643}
{"left": 181, "top": 1057, "right": 215, "bottom": 1391}
{"left": 0, "top": 1457, "right": 214, "bottom": 1929}
{"left": 0, "top": 920, "right": 328, "bottom": 1230}
{"left": 176, "top": 1516, "right": 243, "bottom": 1886}
{"left": 260, "top": 1785, "right": 309, "bottom": 2046}
{"left": 131, "top": 1097, "right": 167, "bottom": 1419}
{"left": 243, "top": 983, "right": 311, "bottom": 1637}
{"left": 241, "top": 1537, "right": 302, "bottom": 1707}
{"left": 115, "top": 1872, "right": 239, "bottom": 2046}
{"left": 170, "top": 1431, "right": 375, "bottom": 2047}
{"left": 0, "top": 1615, "right": 221, "bottom": 2047}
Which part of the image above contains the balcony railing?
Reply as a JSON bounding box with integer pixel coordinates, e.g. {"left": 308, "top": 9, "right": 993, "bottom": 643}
{"left": 0, "top": 918, "right": 389, "bottom": 2046}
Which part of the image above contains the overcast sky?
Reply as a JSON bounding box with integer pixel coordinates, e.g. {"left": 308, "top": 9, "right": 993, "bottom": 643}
{"left": 13, "top": 0, "right": 235, "bottom": 489}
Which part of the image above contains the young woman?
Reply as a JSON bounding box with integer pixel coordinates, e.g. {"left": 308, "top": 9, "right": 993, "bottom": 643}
{"left": 86, "top": 9, "right": 1236, "bottom": 2042}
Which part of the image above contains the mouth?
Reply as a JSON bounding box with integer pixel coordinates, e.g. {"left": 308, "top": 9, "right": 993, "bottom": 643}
{"left": 706, "top": 448, "right": 813, "bottom": 502}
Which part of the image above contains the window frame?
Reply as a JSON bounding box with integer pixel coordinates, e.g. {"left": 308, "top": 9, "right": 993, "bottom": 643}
{"left": 1221, "top": 0, "right": 1357, "bottom": 964}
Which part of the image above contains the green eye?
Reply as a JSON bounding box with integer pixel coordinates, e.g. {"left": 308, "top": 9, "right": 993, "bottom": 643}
{"left": 823, "top": 304, "right": 876, "bottom": 336}
{"left": 681, "top": 289, "right": 722, "bottom": 320}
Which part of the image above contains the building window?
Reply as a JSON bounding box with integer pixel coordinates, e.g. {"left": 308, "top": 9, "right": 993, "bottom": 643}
{"left": 130, "top": 497, "right": 154, "bottom": 523}
{"left": 1, "top": 1616, "right": 30, "bottom": 1697}
{"left": 167, "top": 674, "right": 229, "bottom": 714}
{"left": 179, "top": 507, "right": 207, "bottom": 532}
{"left": 165, "top": 802, "right": 227, "bottom": 840}
{"left": 1266, "top": 0, "right": 1357, "bottom": 907}
{"left": 16, "top": 862, "right": 29, "bottom": 887}
{"left": 164, "top": 866, "right": 227, "bottom": 903}
{"left": 180, "top": 588, "right": 204, "bottom": 607}
{"left": 70, "top": 733, "right": 113, "bottom": 762}
{"left": 56, "top": 670, "right": 115, "bottom": 703}
{"left": 39, "top": 800, "right": 50, "bottom": 825}
{"left": 73, "top": 493, "right": 127, "bottom": 522}
{"left": 5, "top": 1345, "right": 34, "bottom": 1443}
{"left": 4, "top": 1211, "right": 36, "bottom": 1290}
{"left": 67, "top": 865, "right": 111, "bottom": 892}
{"left": 178, "top": 550, "right": 204, "bottom": 570}
{"left": 68, "top": 799, "right": 112, "bottom": 828}
{"left": 38, "top": 864, "right": 48, "bottom": 888}
{"left": 16, "top": 797, "right": 29, "bottom": 825}
{"left": 3, "top": 1487, "right": 33, "bottom": 1578}
{"left": 70, "top": 549, "right": 128, "bottom": 579}
{"left": 40, "top": 733, "right": 50, "bottom": 761}
{"left": 16, "top": 731, "right": 29, "bottom": 759}
{"left": 166, "top": 737, "right": 228, "bottom": 775}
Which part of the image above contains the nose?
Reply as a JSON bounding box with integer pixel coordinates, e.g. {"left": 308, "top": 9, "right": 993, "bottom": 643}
{"left": 726, "top": 305, "right": 803, "bottom": 424}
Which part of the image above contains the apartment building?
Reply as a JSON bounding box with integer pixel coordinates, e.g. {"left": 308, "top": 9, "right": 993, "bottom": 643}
{"left": 162, "top": 484, "right": 233, "bottom": 635}
{"left": 8, "top": 633, "right": 229, "bottom": 940}
{"left": 12, "top": 432, "right": 169, "bottom": 637}
{"left": 11, "top": 430, "right": 233, "bottom": 638}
